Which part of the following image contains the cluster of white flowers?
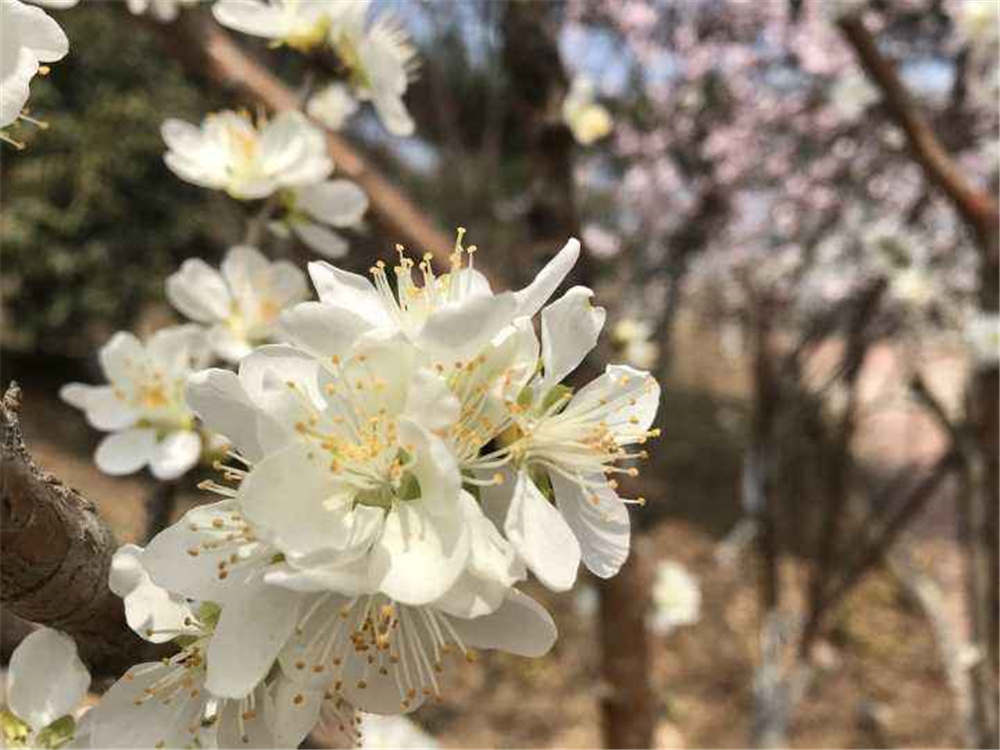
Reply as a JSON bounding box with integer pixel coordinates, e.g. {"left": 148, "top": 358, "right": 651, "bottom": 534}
{"left": 54, "top": 232, "right": 660, "bottom": 746}
{"left": 213, "top": 0, "right": 418, "bottom": 136}
{"left": 161, "top": 109, "right": 369, "bottom": 258}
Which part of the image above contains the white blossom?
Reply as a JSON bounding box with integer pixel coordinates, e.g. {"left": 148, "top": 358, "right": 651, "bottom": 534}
{"left": 161, "top": 110, "right": 332, "bottom": 200}
{"left": 213, "top": 0, "right": 339, "bottom": 52}
{"left": 285, "top": 179, "right": 369, "bottom": 259}
{"left": 0, "top": 0, "right": 68, "bottom": 130}
{"left": 326, "top": 1, "right": 418, "bottom": 137}
{"left": 562, "top": 76, "right": 613, "bottom": 145}
{"left": 2, "top": 628, "right": 90, "bottom": 748}
{"left": 125, "top": 0, "right": 198, "bottom": 22}
{"left": 59, "top": 325, "right": 211, "bottom": 480}
{"left": 828, "top": 71, "right": 879, "bottom": 121}
{"left": 307, "top": 83, "right": 359, "bottom": 131}
{"left": 166, "top": 245, "right": 310, "bottom": 362}
{"left": 648, "top": 560, "right": 701, "bottom": 634}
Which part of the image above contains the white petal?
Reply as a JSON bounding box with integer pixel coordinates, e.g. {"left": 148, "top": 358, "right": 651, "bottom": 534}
{"left": 146, "top": 324, "right": 210, "bottom": 374}
{"left": 398, "top": 419, "right": 461, "bottom": 518}
{"left": 307, "top": 261, "right": 394, "bottom": 328}
{"left": 268, "top": 678, "right": 323, "bottom": 748}
{"left": 403, "top": 368, "right": 460, "bottom": 433}
{"left": 98, "top": 331, "right": 146, "bottom": 384}
{"left": 504, "top": 471, "right": 580, "bottom": 591}
{"left": 306, "top": 83, "right": 359, "bottom": 130}
{"left": 86, "top": 662, "right": 208, "bottom": 749}
{"left": 109, "top": 544, "right": 196, "bottom": 643}
{"left": 59, "top": 383, "right": 136, "bottom": 431}
{"left": 94, "top": 428, "right": 156, "bottom": 475}
{"left": 216, "top": 682, "right": 277, "bottom": 747}
{"left": 417, "top": 291, "right": 518, "bottom": 361}
{"left": 278, "top": 300, "right": 374, "bottom": 359}
{"left": 539, "top": 286, "right": 605, "bottom": 390}
{"left": 186, "top": 368, "right": 276, "bottom": 461}
{"left": 551, "top": 472, "right": 629, "bottom": 579}
{"left": 165, "top": 258, "right": 232, "bottom": 323}
{"left": 207, "top": 323, "right": 253, "bottom": 363}
{"left": 296, "top": 179, "right": 369, "bottom": 227}
{"left": 7, "top": 628, "right": 89, "bottom": 729}
{"left": 445, "top": 589, "right": 557, "bottom": 658}
{"left": 149, "top": 430, "right": 201, "bottom": 480}
{"left": 0, "top": 47, "right": 35, "bottom": 129}
{"left": 373, "top": 501, "right": 469, "bottom": 606}
{"left": 570, "top": 364, "right": 660, "bottom": 442}
{"left": 206, "top": 578, "right": 303, "bottom": 698}
{"left": 212, "top": 0, "right": 285, "bottom": 37}
{"left": 11, "top": 1, "right": 68, "bottom": 61}
{"left": 237, "top": 344, "right": 326, "bottom": 437}
{"left": 513, "top": 238, "right": 580, "bottom": 318}
{"left": 372, "top": 92, "right": 415, "bottom": 137}
{"left": 238, "top": 443, "right": 361, "bottom": 558}
{"left": 292, "top": 220, "right": 350, "bottom": 259}
{"left": 142, "top": 500, "right": 258, "bottom": 603}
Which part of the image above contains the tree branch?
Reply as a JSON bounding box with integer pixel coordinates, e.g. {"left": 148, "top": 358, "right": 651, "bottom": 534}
{"left": 838, "top": 15, "right": 999, "bottom": 263}
{"left": 1, "top": 382, "right": 163, "bottom": 676}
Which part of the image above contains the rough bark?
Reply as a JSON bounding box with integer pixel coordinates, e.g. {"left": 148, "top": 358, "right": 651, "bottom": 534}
{"left": 598, "top": 539, "right": 655, "bottom": 750}
{"left": 1, "top": 382, "right": 161, "bottom": 676}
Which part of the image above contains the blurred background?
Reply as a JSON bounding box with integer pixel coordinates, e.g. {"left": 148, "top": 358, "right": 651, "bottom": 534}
{"left": 1, "top": 0, "right": 998, "bottom": 747}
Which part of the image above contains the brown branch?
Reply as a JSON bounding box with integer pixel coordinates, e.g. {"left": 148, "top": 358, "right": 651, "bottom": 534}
{"left": 159, "top": 13, "right": 453, "bottom": 263}
{"left": 598, "top": 539, "right": 655, "bottom": 750}
{"left": 798, "top": 449, "right": 960, "bottom": 655}
{"left": 838, "top": 16, "right": 999, "bottom": 264}
{"left": 1, "top": 382, "right": 163, "bottom": 676}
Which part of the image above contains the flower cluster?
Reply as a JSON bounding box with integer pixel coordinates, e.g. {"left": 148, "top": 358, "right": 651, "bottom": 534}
{"left": 213, "top": 0, "right": 418, "bottom": 136}
{"left": 73, "top": 233, "right": 660, "bottom": 745}
{"left": 161, "top": 109, "right": 369, "bottom": 258}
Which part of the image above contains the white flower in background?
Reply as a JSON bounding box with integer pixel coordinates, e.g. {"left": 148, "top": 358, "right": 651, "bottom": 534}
{"left": 284, "top": 179, "right": 369, "bottom": 258}
{"left": 327, "top": 0, "right": 419, "bottom": 137}
{"left": 648, "top": 560, "right": 701, "bottom": 634}
{"left": 161, "top": 110, "right": 332, "bottom": 200}
{"left": 213, "top": 0, "right": 338, "bottom": 52}
{"left": 307, "top": 82, "right": 359, "bottom": 131}
{"left": 59, "top": 325, "right": 210, "bottom": 479}
{"left": 562, "top": 76, "right": 613, "bottom": 145}
{"left": 125, "top": 0, "right": 197, "bottom": 22}
{"left": 358, "top": 713, "right": 438, "bottom": 749}
{"left": 887, "top": 265, "right": 936, "bottom": 311}
{"left": 166, "top": 245, "right": 309, "bottom": 362}
{"left": 0, "top": 0, "right": 68, "bottom": 131}
{"left": 955, "top": 0, "right": 999, "bottom": 48}
{"left": 965, "top": 310, "right": 999, "bottom": 366}
{"left": 1, "top": 628, "right": 90, "bottom": 749}
{"left": 828, "top": 71, "right": 879, "bottom": 121}
{"left": 612, "top": 317, "right": 660, "bottom": 369}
